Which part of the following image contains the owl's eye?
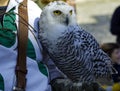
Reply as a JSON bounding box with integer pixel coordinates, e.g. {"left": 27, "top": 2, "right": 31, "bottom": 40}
{"left": 69, "top": 10, "right": 72, "bottom": 15}
{"left": 53, "top": 10, "right": 62, "bottom": 16}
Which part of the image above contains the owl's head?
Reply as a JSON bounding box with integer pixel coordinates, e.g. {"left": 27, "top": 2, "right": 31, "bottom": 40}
{"left": 40, "top": 1, "right": 77, "bottom": 30}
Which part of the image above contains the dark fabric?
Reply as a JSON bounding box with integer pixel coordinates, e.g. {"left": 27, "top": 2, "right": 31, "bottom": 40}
{"left": 0, "top": 6, "right": 7, "bottom": 23}
{"left": 112, "top": 64, "right": 120, "bottom": 83}
{"left": 110, "top": 6, "right": 120, "bottom": 43}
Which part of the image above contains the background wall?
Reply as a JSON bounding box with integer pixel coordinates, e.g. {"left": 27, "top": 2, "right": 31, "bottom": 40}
{"left": 76, "top": 0, "right": 120, "bottom": 44}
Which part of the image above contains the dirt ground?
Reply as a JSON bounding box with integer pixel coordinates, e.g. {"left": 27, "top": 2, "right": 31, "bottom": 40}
{"left": 76, "top": 0, "right": 120, "bottom": 44}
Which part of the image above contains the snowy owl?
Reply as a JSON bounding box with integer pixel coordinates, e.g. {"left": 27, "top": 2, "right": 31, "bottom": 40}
{"left": 39, "top": 1, "right": 117, "bottom": 82}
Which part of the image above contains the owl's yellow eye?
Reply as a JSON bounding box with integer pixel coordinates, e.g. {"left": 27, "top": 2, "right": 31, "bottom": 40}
{"left": 69, "top": 10, "right": 72, "bottom": 15}
{"left": 53, "top": 10, "right": 62, "bottom": 16}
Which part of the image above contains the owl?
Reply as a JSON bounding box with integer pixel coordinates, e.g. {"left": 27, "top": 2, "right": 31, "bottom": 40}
{"left": 39, "top": 1, "right": 117, "bottom": 82}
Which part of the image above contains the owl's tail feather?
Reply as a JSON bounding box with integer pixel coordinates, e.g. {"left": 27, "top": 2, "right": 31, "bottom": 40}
{"left": 93, "top": 49, "right": 118, "bottom": 78}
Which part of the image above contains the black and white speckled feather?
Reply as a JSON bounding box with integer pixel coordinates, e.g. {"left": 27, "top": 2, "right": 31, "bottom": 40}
{"left": 39, "top": 1, "right": 117, "bottom": 82}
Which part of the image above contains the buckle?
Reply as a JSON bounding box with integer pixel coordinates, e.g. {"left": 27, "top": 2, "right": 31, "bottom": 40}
{"left": 12, "top": 75, "right": 25, "bottom": 91}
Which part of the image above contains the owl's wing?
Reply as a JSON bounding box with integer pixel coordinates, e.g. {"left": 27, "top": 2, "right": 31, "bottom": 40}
{"left": 52, "top": 25, "right": 96, "bottom": 82}
{"left": 75, "top": 25, "right": 117, "bottom": 78}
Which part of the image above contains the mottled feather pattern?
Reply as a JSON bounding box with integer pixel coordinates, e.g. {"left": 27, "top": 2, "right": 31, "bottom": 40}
{"left": 39, "top": 24, "right": 112, "bottom": 82}
{"left": 56, "top": 25, "right": 112, "bottom": 79}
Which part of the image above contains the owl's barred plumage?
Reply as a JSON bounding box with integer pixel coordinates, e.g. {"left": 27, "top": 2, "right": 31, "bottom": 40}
{"left": 39, "top": 1, "right": 117, "bottom": 82}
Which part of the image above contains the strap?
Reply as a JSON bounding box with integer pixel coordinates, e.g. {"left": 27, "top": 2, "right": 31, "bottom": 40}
{"left": 14, "top": 0, "right": 28, "bottom": 90}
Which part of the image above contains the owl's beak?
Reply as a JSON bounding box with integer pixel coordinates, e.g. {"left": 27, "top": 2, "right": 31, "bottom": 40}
{"left": 65, "top": 15, "right": 69, "bottom": 25}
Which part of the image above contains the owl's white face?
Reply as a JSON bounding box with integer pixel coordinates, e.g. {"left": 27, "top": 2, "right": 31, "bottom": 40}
{"left": 39, "top": 1, "right": 77, "bottom": 44}
{"left": 40, "top": 1, "right": 76, "bottom": 30}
